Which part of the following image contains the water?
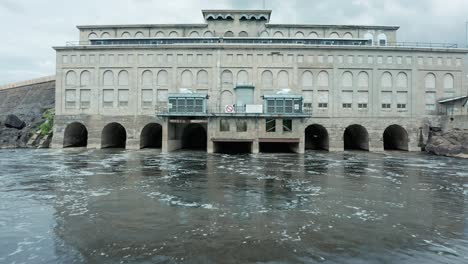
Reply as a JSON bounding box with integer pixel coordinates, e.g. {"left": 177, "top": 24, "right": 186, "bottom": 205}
{"left": 0, "top": 149, "right": 467, "bottom": 264}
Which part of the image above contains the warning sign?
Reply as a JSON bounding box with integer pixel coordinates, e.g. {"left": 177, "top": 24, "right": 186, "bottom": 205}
{"left": 225, "top": 105, "right": 235, "bottom": 113}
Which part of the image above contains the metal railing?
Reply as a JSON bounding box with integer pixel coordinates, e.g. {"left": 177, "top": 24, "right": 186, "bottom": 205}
{"left": 65, "top": 39, "right": 460, "bottom": 49}
{"left": 155, "top": 104, "right": 313, "bottom": 117}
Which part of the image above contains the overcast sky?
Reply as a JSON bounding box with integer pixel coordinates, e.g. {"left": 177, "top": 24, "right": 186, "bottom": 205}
{"left": 0, "top": 0, "right": 467, "bottom": 85}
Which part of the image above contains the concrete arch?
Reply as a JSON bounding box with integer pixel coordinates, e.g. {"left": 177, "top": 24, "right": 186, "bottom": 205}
{"left": 425, "top": 73, "right": 436, "bottom": 89}
{"left": 101, "top": 32, "right": 111, "bottom": 38}
{"left": 203, "top": 31, "right": 214, "bottom": 37}
{"left": 65, "top": 70, "right": 77, "bottom": 86}
{"left": 237, "top": 70, "right": 249, "bottom": 85}
{"left": 88, "top": 32, "right": 98, "bottom": 39}
{"left": 239, "top": 31, "right": 248, "bottom": 37}
{"left": 221, "top": 70, "right": 233, "bottom": 87}
{"left": 224, "top": 31, "right": 234, "bottom": 37}
{"left": 309, "top": 32, "right": 319, "bottom": 38}
{"left": 197, "top": 70, "right": 209, "bottom": 86}
{"left": 142, "top": 70, "right": 154, "bottom": 86}
{"left": 381, "top": 72, "right": 393, "bottom": 88}
{"left": 383, "top": 125, "right": 409, "bottom": 151}
{"left": 155, "top": 31, "right": 165, "bottom": 38}
{"left": 318, "top": 71, "right": 329, "bottom": 87}
{"left": 121, "top": 31, "right": 131, "bottom": 38}
{"left": 101, "top": 123, "right": 127, "bottom": 149}
{"left": 295, "top": 31, "right": 305, "bottom": 38}
{"left": 140, "top": 123, "right": 163, "bottom": 149}
{"left": 396, "top": 72, "right": 408, "bottom": 88}
{"left": 260, "top": 31, "right": 269, "bottom": 37}
{"left": 444, "top": 73, "right": 454, "bottom": 89}
{"left": 189, "top": 31, "right": 200, "bottom": 37}
{"left": 261, "top": 70, "right": 273, "bottom": 88}
{"left": 305, "top": 124, "right": 329, "bottom": 151}
{"left": 181, "top": 70, "right": 193, "bottom": 88}
{"left": 182, "top": 124, "right": 207, "bottom": 150}
{"left": 364, "top": 32, "right": 374, "bottom": 45}
{"left": 63, "top": 122, "right": 88, "bottom": 148}
{"left": 169, "top": 31, "right": 179, "bottom": 37}
{"left": 118, "top": 70, "right": 129, "bottom": 86}
{"left": 329, "top": 32, "right": 340, "bottom": 38}
{"left": 358, "top": 71, "right": 369, "bottom": 87}
{"left": 378, "top": 33, "right": 387, "bottom": 46}
{"left": 344, "top": 124, "right": 369, "bottom": 151}
{"left": 301, "top": 71, "right": 313, "bottom": 88}
{"left": 103, "top": 70, "right": 114, "bottom": 86}
{"left": 343, "top": 32, "right": 353, "bottom": 39}
{"left": 135, "top": 31, "right": 145, "bottom": 38}
{"left": 342, "top": 71, "right": 353, "bottom": 87}
{"left": 157, "top": 70, "right": 168, "bottom": 86}
{"left": 80, "top": 70, "right": 91, "bottom": 86}
{"left": 273, "top": 31, "right": 284, "bottom": 38}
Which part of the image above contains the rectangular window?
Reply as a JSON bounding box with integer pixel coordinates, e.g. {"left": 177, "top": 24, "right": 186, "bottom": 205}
{"left": 318, "top": 91, "right": 329, "bottom": 109}
{"left": 142, "top": 89, "right": 153, "bottom": 109}
{"left": 157, "top": 89, "right": 168, "bottom": 102}
{"left": 80, "top": 89, "right": 91, "bottom": 109}
{"left": 236, "top": 120, "right": 247, "bottom": 132}
{"left": 118, "top": 89, "right": 129, "bottom": 107}
{"left": 283, "top": 119, "right": 292, "bottom": 132}
{"left": 266, "top": 119, "right": 276, "bottom": 132}
{"left": 341, "top": 91, "right": 352, "bottom": 109}
{"left": 425, "top": 92, "right": 436, "bottom": 112}
{"left": 396, "top": 91, "right": 408, "bottom": 111}
{"left": 381, "top": 91, "right": 392, "bottom": 109}
{"left": 103, "top": 89, "right": 114, "bottom": 108}
{"left": 65, "top": 89, "right": 76, "bottom": 109}
{"left": 358, "top": 91, "right": 369, "bottom": 110}
{"left": 220, "top": 119, "right": 230, "bottom": 132}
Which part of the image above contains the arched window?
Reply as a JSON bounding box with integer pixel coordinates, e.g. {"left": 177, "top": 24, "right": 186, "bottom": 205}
{"left": 381, "top": 72, "right": 393, "bottom": 88}
{"left": 80, "top": 71, "right": 91, "bottom": 86}
{"left": 425, "top": 73, "right": 436, "bottom": 89}
{"left": 343, "top": 32, "right": 353, "bottom": 39}
{"left": 273, "top": 31, "right": 284, "bottom": 38}
{"left": 378, "top": 33, "right": 387, "bottom": 46}
{"left": 239, "top": 31, "right": 248, "bottom": 37}
{"left": 65, "top": 71, "right": 77, "bottom": 86}
{"left": 118, "top": 70, "right": 129, "bottom": 86}
{"left": 443, "top": 73, "right": 454, "bottom": 89}
{"left": 221, "top": 90, "right": 234, "bottom": 107}
{"left": 121, "top": 32, "right": 131, "bottom": 38}
{"left": 103, "top": 71, "right": 114, "bottom": 86}
{"left": 101, "top": 32, "right": 111, "bottom": 38}
{"left": 135, "top": 31, "right": 145, "bottom": 38}
{"left": 342, "top": 71, "right": 353, "bottom": 87}
{"left": 329, "top": 32, "right": 340, "bottom": 38}
{"left": 301, "top": 71, "right": 313, "bottom": 88}
{"left": 157, "top": 70, "right": 168, "bottom": 86}
{"left": 364, "top": 32, "right": 374, "bottom": 45}
{"left": 155, "top": 31, "right": 165, "bottom": 38}
{"left": 260, "top": 31, "right": 269, "bottom": 37}
{"left": 318, "top": 71, "right": 329, "bottom": 87}
{"left": 224, "top": 31, "right": 234, "bottom": 37}
{"left": 221, "top": 70, "right": 233, "bottom": 87}
{"left": 142, "top": 70, "right": 154, "bottom": 86}
{"left": 88, "top": 32, "right": 98, "bottom": 39}
{"left": 358, "top": 72, "right": 369, "bottom": 87}
{"left": 261, "top": 70, "right": 273, "bottom": 88}
{"left": 309, "top": 32, "right": 319, "bottom": 38}
{"left": 237, "top": 70, "right": 249, "bottom": 85}
{"left": 169, "top": 31, "right": 179, "bottom": 37}
{"left": 203, "top": 31, "right": 214, "bottom": 37}
{"left": 396, "top": 72, "right": 408, "bottom": 88}
{"left": 189, "top": 31, "right": 200, "bottom": 38}
{"left": 278, "top": 71, "right": 289, "bottom": 88}
{"left": 181, "top": 70, "right": 193, "bottom": 88}
{"left": 197, "top": 70, "right": 209, "bottom": 86}
{"left": 295, "top": 31, "right": 305, "bottom": 38}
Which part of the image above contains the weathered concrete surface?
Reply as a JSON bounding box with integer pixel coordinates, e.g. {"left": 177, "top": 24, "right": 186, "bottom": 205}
{"left": 426, "top": 129, "right": 468, "bottom": 158}
{"left": 0, "top": 79, "right": 55, "bottom": 148}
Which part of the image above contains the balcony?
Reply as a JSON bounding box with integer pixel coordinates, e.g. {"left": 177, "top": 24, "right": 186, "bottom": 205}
{"left": 156, "top": 94, "right": 312, "bottom": 118}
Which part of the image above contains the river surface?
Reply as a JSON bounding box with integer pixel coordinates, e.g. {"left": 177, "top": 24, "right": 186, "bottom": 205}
{"left": 0, "top": 149, "right": 467, "bottom": 264}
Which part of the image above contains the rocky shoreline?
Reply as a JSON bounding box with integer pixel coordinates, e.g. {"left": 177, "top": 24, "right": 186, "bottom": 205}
{"left": 425, "top": 129, "right": 468, "bottom": 158}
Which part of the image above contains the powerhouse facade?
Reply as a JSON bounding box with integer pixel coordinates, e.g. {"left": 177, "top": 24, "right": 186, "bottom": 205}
{"left": 51, "top": 10, "right": 468, "bottom": 153}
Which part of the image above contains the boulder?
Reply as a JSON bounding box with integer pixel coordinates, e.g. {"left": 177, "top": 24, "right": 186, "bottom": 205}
{"left": 426, "top": 129, "right": 468, "bottom": 158}
{"left": 4, "top": 114, "right": 26, "bottom": 130}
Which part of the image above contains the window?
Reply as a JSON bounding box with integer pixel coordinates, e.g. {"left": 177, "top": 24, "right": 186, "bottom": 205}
{"left": 236, "top": 120, "right": 247, "bottom": 132}
{"left": 318, "top": 91, "right": 329, "bottom": 109}
{"left": 283, "top": 119, "right": 292, "bottom": 132}
{"left": 65, "top": 89, "right": 76, "bottom": 109}
{"left": 342, "top": 103, "right": 352, "bottom": 109}
{"left": 103, "top": 89, "right": 114, "bottom": 108}
{"left": 396, "top": 91, "right": 408, "bottom": 111}
{"left": 118, "top": 89, "right": 129, "bottom": 107}
{"left": 358, "top": 103, "right": 368, "bottom": 109}
{"left": 266, "top": 119, "right": 276, "bottom": 132}
{"left": 425, "top": 92, "right": 436, "bottom": 112}
{"left": 220, "top": 119, "right": 230, "bottom": 132}
{"left": 341, "top": 91, "right": 352, "bottom": 109}
{"left": 381, "top": 91, "right": 392, "bottom": 109}
{"left": 142, "top": 89, "right": 153, "bottom": 109}
{"left": 80, "top": 89, "right": 91, "bottom": 109}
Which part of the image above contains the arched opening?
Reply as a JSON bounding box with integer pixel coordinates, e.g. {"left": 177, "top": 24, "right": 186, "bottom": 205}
{"left": 101, "top": 123, "right": 127, "bottom": 149}
{"left": 305, "top": 124, "right": 329, "bottom": 151}
{"left": 182, "top": 124, "right": 207, "bottom": 150}
{"left": 344, "top": 125, "right": 369, "bottom": 151}
{"left": 63, "top": 122, "right": 88, "bottom": 148}
{"left": 140, "top": 123, "right": 163, "bottom": 149}
{"left": 383, "top": 125, "right": 409, "bottom": 151}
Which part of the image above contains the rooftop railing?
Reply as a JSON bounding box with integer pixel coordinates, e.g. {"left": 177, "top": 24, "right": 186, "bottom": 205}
{"left": 64, "top": 38, "right": 460, "bottom": 49}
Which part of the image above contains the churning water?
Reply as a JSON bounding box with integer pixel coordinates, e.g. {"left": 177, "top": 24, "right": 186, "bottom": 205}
{"left": 0, "top": 149, "right": 467, "bottom": 263}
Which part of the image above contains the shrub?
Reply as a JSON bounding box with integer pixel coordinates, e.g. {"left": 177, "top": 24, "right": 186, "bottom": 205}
{"left": 39, "top": 109, "right": 55, "bottom": 136}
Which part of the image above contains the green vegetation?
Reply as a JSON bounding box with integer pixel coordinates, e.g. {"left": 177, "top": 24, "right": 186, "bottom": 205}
{"left": 38, "top": 109, "right": 55, "bottom": 136}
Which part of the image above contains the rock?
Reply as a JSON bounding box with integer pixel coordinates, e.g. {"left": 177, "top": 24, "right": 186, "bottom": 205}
{"left": 426, "top": 129, "right": 468, "bottom": 158}
{"left": 4, "top": 114, "right": 26, "bottom": 129}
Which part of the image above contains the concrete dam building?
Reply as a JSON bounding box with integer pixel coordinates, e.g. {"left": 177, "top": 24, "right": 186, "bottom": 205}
{"left": 51, "top": 9, "right": 468, "bottom": 153}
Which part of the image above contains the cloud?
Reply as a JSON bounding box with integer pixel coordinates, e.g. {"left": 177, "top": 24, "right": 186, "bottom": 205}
{"left": 0, "top": 0, "right": 466, "bottom": 85}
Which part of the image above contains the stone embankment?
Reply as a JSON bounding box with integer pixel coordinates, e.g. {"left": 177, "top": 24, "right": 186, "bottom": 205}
{"left": 0, "top": 76, "right": 55, "bottom": 148}
{"left": 425, "top": 129, "right": 468, "bottom": 158}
